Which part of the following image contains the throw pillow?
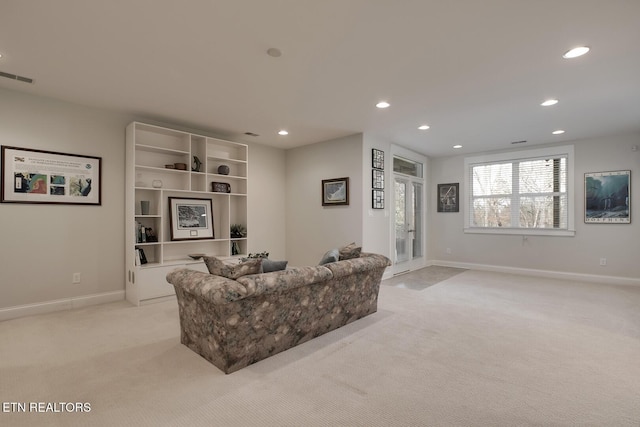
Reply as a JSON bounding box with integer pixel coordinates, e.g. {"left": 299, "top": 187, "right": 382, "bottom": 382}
{"left": 262, "top": 259, "right": 288, "bottom": 273}
{"left": 339, "top": 242, "right": 362, "bottom": 260}
{"left": 318, "top": 248, "right": 339, "bottom": 265}
{"left": 203, "top": 256, "right": 262, "bottom": 279}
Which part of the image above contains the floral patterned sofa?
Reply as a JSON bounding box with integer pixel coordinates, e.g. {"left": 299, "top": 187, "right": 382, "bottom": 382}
{"left": 166, "top": 252, "right": 391, "bottom": 374}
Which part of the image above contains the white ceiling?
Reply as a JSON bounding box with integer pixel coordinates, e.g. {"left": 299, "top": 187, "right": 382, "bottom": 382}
{"left": 1, "top": 0, "right": 639, "bottom": 157}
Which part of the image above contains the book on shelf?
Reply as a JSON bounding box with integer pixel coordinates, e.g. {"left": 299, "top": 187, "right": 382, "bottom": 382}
{"left": 135, "top": 248, "right": 148, "bottom": 265}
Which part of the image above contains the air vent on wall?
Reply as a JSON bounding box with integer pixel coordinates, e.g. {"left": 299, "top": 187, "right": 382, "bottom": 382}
{"left": 0, "top": 71, "right": 34, "bottom": 84}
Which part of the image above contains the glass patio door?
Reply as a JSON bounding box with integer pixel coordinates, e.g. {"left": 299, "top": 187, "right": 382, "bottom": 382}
{"left": 394, "top": 178, "right": 423, "bottom": 274}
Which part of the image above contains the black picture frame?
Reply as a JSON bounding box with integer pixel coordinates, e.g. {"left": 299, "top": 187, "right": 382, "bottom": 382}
{"left": 437, "top": 183, "right": 459, "bottom": 212}
{"left": 372, "top": 169, "right": 384, "bottom": 189}
{"left": 1, "top": 145, "right": 102, "bottom": 205}
{"left": 373, "top": 190, "right": 384, "bottom": 209}
{"left": 372, "top": 149, "right": 384, "bottom": 170}
{"left": 168, "top": 197, "right": 215, "bottom": 240}
{"left": 322, "top": 177, "right": 349, "bottom": 206}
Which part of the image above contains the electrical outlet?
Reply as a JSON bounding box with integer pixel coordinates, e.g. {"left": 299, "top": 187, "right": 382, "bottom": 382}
{"left": 72, "top": 273, "right": 81, "bottom": 284}
{"left": 599, "top": 258, "right": 607, "bottom": 266}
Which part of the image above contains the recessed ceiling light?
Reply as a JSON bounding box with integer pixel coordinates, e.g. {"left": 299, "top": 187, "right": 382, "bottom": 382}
{"left": 552, "top": 130, "right": 565, "bottom": 135}
{"left": 563, "top": 46, "right": 590, "bottom": 59}
{"left": 278, "top": 130, "right": 288, "bottom": 136}
{"left": 453, "top": 145, "right": 462, "bottom": 149}
{"left": 541, "top": 99, "right": 558, "bottom": 107}
{"left": 376, "top": 101, "right": 390, "bottom": 109}
{"left": 418, "top": 125, "right": 430, "bottom": 130}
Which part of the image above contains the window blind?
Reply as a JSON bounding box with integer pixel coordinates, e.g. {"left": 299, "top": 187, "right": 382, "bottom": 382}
{"left": 469, "top": 154, "right": 569, "bottom": 230}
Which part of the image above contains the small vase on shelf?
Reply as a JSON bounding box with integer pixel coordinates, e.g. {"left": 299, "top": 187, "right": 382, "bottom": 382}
{"left": 231, "top": 241, "right": 240, "bottom": 256}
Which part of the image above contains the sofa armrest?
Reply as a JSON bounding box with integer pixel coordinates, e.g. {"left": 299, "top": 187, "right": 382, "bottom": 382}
{"left": 236, "top": 266, "right": 333, "bottom": 297}
{"left": 323, "top": 252, "right": 392, "bottom": 280}
{"left": 166, "top": 269, "right": 249, "bottom": 304}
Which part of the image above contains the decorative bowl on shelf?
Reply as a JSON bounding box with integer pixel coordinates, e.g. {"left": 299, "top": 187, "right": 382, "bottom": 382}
{"left": 188, "top": 253, "right": 205, "bottom": 260}
{"left": 175, "top": 163, "right": 188, "bottom": 170}
{"left": 211, "top": 182, "right": 231, "bottom": 193}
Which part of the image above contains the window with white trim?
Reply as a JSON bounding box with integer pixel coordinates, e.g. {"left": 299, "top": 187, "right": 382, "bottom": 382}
{"left": 464, "top": 145, "right": 575, "bottom": 236}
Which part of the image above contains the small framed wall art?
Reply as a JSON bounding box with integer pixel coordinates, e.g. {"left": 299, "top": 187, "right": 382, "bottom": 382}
{"left": 372, "top": 169, "right": 384, "bottom": 189}
{"left": 322, "top": 177, "right": 349, "bottom": 206}
{"left": 372, "top": 190, "right": 384, "bottom": 209}
{"left": 437, "top": 183, "right": 459, "bottom": 212}
{"left": 585, "top": 170, "right": 630, "bottom": 223}
{"left": 372, "top": 149, "right": 384, "bottom": 170}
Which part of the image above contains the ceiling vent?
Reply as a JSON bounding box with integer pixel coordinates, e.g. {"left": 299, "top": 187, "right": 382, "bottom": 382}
{"left": 511, "top": 140, "right": 527, "bottom": 145}
{"left": 244, "top": 132, "right": 259, "bottom": 137}
{"left": 0, "top": 71, "right": 34, "bottom": 84}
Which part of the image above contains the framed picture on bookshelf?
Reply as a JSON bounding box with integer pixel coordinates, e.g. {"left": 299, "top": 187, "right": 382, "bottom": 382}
{"left": 168, "top": 197, "right": 214, "bottom": 240}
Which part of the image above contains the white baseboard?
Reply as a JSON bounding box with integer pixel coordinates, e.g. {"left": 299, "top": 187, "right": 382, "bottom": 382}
{"left": 0, "top": 290, "right": 125, "bottom": 322}
{"left": 382, "top": 269, "right": 394, "bottom": 281}
{"left": 429, "top": 260, "right": 640, "bottom": 287}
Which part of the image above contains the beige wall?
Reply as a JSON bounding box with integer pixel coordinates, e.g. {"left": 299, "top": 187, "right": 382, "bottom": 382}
{"left": 0, "top": 88, "right": 287, "bottom": 310}
{"left": 361, "top": 135, "right": 394, "bottom": 260}
{"left": 285, "top": 134, "right": 364, "bottom": 266}
{"left": 0, "top": 88, "right": 129, "bottom": 308}
{"left": 246, "top": 143, "right": 287, "bottom": 260}
{"left": 1, "top": 86, "right": 637, "bottom": 314}
{"left": 429, "top": 133, "right": 640, "bottom": 282}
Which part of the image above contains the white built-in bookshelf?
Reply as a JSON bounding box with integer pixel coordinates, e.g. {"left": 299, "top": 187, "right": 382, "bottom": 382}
{"left": 125, "top": 122, "right": 248, "bottom": 305}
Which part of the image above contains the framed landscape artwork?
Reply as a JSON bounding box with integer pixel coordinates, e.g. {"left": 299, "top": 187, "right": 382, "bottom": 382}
{"left": 168, "top": 197, "right": 215, "bottom": 240}
{"left": 322, "top": 177, "right": 349, "bottom": 206}
{"left": 585, "top": 170, "right": 630, "bottom": 223}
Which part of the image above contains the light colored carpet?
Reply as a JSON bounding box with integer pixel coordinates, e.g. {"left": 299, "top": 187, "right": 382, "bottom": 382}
{"left": 1, "top": 270, "right": 640, "bottom": 426}
{"left": 384, "top": 265, "right": 467, "bottom": 290}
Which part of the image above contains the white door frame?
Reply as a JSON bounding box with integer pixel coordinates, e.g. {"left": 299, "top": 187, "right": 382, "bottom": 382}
{"left": 389, "top": 144, "right": 428, "bottom": 275}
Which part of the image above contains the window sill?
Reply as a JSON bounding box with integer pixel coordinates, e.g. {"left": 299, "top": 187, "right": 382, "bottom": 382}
{"left": 464, "top": 227, "right": 575, "bottom": 237}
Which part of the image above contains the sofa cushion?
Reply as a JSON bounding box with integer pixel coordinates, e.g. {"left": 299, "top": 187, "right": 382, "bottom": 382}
{"left": 236, "top": 265, "right": 333, "bottom": 297}
{"left": 167, "top": 269, "right": 249, "bottom": 304}
{"left": 324, "top": 252, "right": 391, "bottom": 279}
{"left": 319, "top": 248, "right": 339, "bottom": 265}
{"left": 262, "top": 259, "right": 288, "bottom": 273}
{"left": 203, "top": 256, "right": 262, "bottom": 279}
{"left": 339, "top": 242, "right": 362, "bottom": 260}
